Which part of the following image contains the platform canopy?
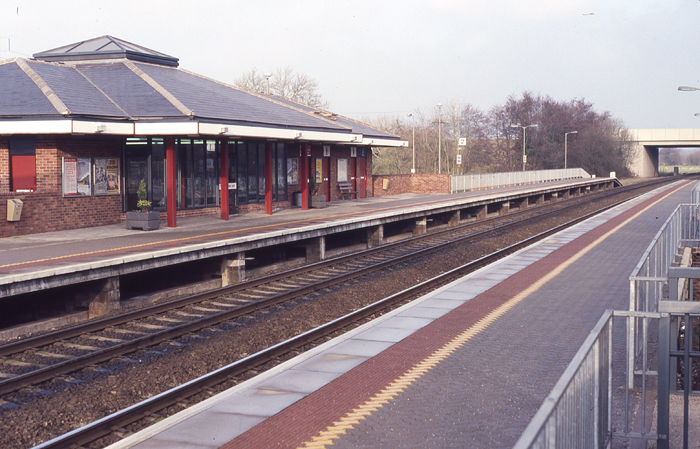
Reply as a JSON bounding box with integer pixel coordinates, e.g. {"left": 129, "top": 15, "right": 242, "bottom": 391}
{"left": 0, "top": 36, "right": 406, "bottom": 148}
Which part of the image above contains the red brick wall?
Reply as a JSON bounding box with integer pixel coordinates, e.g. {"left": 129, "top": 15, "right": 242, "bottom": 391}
{"left": 371, "top": 174, "right": 450, "bottom": 197}
{"left": 0, "top": 136, "right": 124, "bottom": 237}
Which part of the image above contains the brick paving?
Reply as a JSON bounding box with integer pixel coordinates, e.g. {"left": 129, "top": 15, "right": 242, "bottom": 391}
{"left": 219, "top": 182, "right": 691, "bottom": 449}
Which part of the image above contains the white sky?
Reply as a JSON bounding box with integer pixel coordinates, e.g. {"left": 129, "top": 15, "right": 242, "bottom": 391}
{"left": 1, "top": 0, "right": 699, "bottom": 129}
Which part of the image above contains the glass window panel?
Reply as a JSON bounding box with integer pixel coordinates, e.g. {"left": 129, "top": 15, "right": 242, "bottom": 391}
{"left": 205, "top": 140, "right": 218, "bottom": 206}
{"left": 248, "top": 143, "right": 258, "bottom": 201}
{"left": 193, "top": 140, "right": 206, "bottom": 207}
{"left": 228, "top": 142, "right": 237, "bottom": 207}
{"left": 258, "top": 143, "right": 265, "bottom": 201}
{"left": 237, "top": 142, "right": 247, "bottom": 203}
{"left": 151, "top": 138, "right": 165, "bottom": 210}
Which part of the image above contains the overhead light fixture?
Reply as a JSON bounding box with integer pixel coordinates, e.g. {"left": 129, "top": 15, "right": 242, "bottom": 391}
{"left": 95, "top": 124, "right": 106, "bottom": 133}
{"left": 220, "top": 126, "right": 229, "bottom": 134}
{"left": 295, "top": 132, "right": 302, "bottom": 139}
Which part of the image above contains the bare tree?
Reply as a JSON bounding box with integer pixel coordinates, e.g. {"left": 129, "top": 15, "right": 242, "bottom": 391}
{"left": 234, "top": 66, "right": 329, "bottom": 109}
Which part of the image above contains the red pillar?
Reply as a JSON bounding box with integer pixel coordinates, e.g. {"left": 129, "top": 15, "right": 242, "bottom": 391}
{"left": 301, "top": 144, "right": 310, "bottom": 210}
{"left": 220, "top": 140, "right": 229, "bottom": 220}
{"left": 265, "top": 142, "right": 273, "bottom": 215}
{"left": 166, "top": 137, "right": 177, "bottom": 227}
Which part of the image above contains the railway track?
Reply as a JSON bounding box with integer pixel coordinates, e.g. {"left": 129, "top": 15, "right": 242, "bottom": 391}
{"left": 27, "top": 179, "right": 674, "bottom": 449}
{"left": 0, "top": 179, "right": 668, "bottom": 402}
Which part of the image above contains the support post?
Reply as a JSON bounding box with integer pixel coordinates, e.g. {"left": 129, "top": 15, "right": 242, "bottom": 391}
{"left": 306, "top": 237, "right": 325, "bottom": 263}
{"left": 448, "top": 211, "right": 460, "bottom": 227}
{"left": 166, "top": 137, "right": 177, "bottom": 228}
{"left": 265, "top": 142, "right": 272, "bottom": 215}
{"left": 367, "top": 225, "right": 384, "bottom": 248}
{"left": 301, "top": 144, "right": 310, "bottom": 210}
{"left": 413, "top": 217, "right": 427, "bottom": 236}
{"left": 220, "top": 139, "right": 229, "bottom": 220}
{"left": 221, "top": 253, "right": 246, "bottom": 286}
{"left": 658, "top": 313, "right": 670, "bottom": 449}
{"left": 84, "top": 277, "right": 120, "bottom": 318}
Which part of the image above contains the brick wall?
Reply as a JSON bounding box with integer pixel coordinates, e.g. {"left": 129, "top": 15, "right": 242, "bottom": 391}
{"left": 371, "top": 174, "right": 450, "bottom": 197}
{"left": 0, "top": 136, "right": 124, "bottom": 237}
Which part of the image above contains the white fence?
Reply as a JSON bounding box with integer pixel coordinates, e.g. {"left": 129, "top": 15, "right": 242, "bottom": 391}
{"left": 449, "top": 168, "right": 591, "bottom": 193}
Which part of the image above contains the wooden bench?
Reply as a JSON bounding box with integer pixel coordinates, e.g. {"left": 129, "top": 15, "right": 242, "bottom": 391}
{"left": 338, "top": 182, "right": 357, "bottom": 200}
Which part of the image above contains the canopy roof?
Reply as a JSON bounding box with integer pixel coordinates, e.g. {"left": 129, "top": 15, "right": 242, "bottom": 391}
{"left": 0, "top": 36, "right": 405, "bottom": 147}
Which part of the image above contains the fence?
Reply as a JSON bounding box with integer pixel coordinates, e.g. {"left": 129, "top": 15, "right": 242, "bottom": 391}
{"left": 514, "top": 310, "right": 666, "bottom": 449}
{"left": 449, "top": 168, "right": 591, "bottom": 194}
{"left": 628, "top": 204, "right": 700, "bottom": 388}
{"left": 514, "top": 310, "right": 613, "bottom": 449}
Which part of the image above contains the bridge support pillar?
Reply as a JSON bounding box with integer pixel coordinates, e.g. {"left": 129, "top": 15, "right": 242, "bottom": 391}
{"left": 221, "top": 253, "right": 246, "bottom": 286}
{"left": 367, "top": 225, "right": 384, "bottom": 248}
{"left": 306, "top": 236, "right": 326, "bottom": 263}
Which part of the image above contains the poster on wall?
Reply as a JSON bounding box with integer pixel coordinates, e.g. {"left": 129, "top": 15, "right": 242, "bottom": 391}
{"left": 337, "top": 158, "right": 348, "bottom": 182}
{"left": 62, "top": 157, "right": 92, "bottom": 197}
{"left": 94, "top": 157, "right": 121, "bottom": 195}
{"left": 287, "top": 158, "right": 299, "bottom": 185}
{"left": 315, "top": 158, "right": 323, "bottom": 184}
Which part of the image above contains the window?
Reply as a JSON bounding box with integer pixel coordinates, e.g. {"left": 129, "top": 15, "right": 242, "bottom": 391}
{"left": 10, "top": 136, "right": 36, "bottom": 191}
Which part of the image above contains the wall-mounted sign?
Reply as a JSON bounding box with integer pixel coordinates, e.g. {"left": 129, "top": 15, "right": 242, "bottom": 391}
{"left": 350, "top": 147, "right": 357, "bottom": 158}
{"left": 323, "top": 145, "right": 330, "bottom": 157}
{"left": 62, "top": 157, "right": 92, "bottom": 197}
{"left": 94, "top": 157, "right": 120, "bottom": 195}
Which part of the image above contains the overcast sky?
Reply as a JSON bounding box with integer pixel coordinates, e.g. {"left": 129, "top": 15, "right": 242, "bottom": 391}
{"left": 1, "top": 0, "right": 699, "bottom": 130}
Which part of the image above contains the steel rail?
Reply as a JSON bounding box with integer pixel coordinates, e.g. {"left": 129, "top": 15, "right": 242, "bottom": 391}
{"left": 32, "top": 187, "right": 631, "bottom": 449}
{"left": 0, "top": 180, "right": 665, "bottom": 395}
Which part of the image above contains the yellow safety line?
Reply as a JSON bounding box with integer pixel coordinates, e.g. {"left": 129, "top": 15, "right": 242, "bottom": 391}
{"left": 0, "top": 181, "right": 620, "bottom": 270}
{"left": 0, "top": 197, "right": 463, "bottom": 270}
{"left": 297, "top": 182, "right": 687, "bottom": 448}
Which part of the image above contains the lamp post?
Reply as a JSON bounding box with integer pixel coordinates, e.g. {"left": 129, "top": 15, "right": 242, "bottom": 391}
{"left": 263, "top": 72, "right": 272, "bottom": 95}
{"left": 564, "top": 131, "right": 577, "bottom": 169}
{"left": 437, "top": 103, "right": 443, "bottom": 174}
{"left": 510, "top": 124, "right": 538, "bottom": 171}
{"left": 408, "top": 113, "right": 415, "bottom": 174}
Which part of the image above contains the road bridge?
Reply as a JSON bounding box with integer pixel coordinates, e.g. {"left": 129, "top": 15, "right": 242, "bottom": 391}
{"left": 629, "top": 128, "right": 700, "bottom": 177}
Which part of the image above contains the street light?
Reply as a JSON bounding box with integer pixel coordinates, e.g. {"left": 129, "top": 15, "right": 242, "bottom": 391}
{"left": 564, "top": 131, "right": 577, "bottom": 169}
{"left": 437, "top": 103, "right": 443, "bottom": 174}
{"left": 510, "top": 124, "right": 538, "bottom": 171}
{"left": 408, "top": 113, "right": 415, "bottom": 174}
{"left": 263, "top": 72, "right": 272, "bottom": 95}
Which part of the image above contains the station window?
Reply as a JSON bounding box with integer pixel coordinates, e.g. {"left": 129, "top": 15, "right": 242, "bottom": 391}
{"left": 9, "top": 136, "right": 36, "bottom": 192}
{"left": 229, "top": 141, "right": 288, "bottom": 205}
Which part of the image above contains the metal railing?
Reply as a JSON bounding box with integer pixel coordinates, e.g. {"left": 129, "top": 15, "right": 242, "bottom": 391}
{"left": 449, "top": 168, "right": 591, "bottom": 193}
{"left": 514, "top": 310, "right": 665, "bottom": 449}
{"left": 691, "top": 181, "right": 700, "bottom": 205}
{"left": 514, "top": 310, "right": 613, "bottom": 449}
{"left": 628, "top": 204, "right": 700, "bottom": 387}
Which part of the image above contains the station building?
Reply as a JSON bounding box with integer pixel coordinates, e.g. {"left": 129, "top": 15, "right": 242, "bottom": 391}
{"left": 0, "top": 36, "right": 406, "bottom": 237}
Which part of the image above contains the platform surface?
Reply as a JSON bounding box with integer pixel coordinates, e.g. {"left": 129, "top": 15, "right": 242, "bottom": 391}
{"left": 0, "top": 178, "right": 611, "bottom": 287}
{"left": 100, "top": 180, "right": 695, "bottom": 449}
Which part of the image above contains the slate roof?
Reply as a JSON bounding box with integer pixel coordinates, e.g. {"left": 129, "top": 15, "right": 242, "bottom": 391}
{"left": 0, "top": 36, "right": 404, "bottom": 145}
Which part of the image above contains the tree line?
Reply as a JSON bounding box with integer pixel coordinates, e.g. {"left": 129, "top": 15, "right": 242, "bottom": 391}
{"left": 368, "top": 92, "right": 634, "bottom": 178}
{"left": 233, "top": 69, "right": 633, "bottom": 178}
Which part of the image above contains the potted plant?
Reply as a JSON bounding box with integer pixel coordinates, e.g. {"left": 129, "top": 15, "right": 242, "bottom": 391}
{"left": 126, "top": 179, "right": 161, "bottom": 230}
{"left": 308, "top": 176, "right": 326, "bottom": 208}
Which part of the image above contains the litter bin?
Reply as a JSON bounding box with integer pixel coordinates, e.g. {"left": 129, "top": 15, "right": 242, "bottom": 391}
{"left": 7, "top": 199, "right": 22, "bottom": 222}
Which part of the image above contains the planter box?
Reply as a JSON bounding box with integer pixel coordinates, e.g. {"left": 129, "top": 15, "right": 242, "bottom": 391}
{"left": 126, "top": 211, "right": 161, "bottom": 230}
{"left": 309, "top": 195, "right": 326, "bottom": 208}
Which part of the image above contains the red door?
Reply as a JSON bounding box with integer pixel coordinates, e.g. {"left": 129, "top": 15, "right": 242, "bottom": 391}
{"left": 358, "top": 156, "right": 367, "bottom": 198}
